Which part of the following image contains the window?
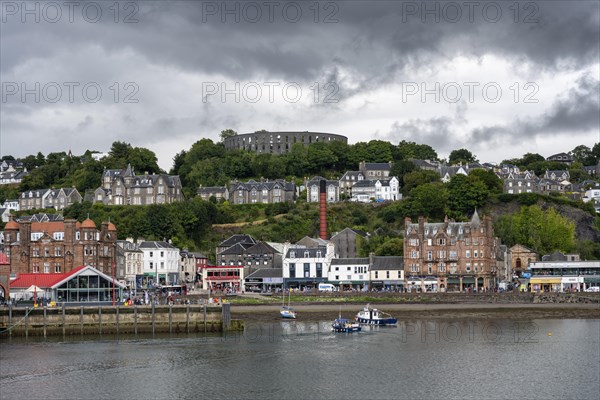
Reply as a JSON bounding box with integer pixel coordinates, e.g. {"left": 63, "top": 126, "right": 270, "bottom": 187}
{"left": 289, "top": 263, "right": 296, "bottom": 276}
{"left": 427, "top": 239, "right": 432, "bottom": 246}
{"left": 438, "top": 263, "right": 446, "bottom": 272}
{"left": 474, "top": 250, "right": 478, "bottom": 258}
{"left": 160, "top": 251, "right": 164, "bottom": 257}
{"left": 304, "top": 263, "right": 310, "bottom": 277}
{"left": 466, "top": 250, "right": 471, "bottom": 258}
{"left": 466, "top": 263, "right": 471, "bottom": 272}
{"left": 316, "top": 263, "right": 323, "bottom": 277}
{"left": 411, "top": 250, "right": 418, "bottom": 259}
{"left": 386, "top": 271, "right": 390, "bottom": 279}
{"left": 438, "top": 238, "right": 446, "bottom": 245}
{"left": 55, "top": 247, "right": 62, "bottom": 257}
{"left": 290, "top": 250, "right": 296, "bottom": 258}
{"left": 160, "top": 262, "right": 165, "bottom": 269}
{"left": 409, "top": 238, "right": 418, "bottom": 246}
{"left": 375, "top": 271, "right": 379, "bottom": 278}
{"left": 438, "top": 250, "right": 446, "bottom": 259}
{"left": 150, "top": 251, "right": 153, "bottom": 257}
{"left": 150, "top": 262, "right": 154, "bottom": 269}
{"left": 427, "top": 251, "right": 433, "bottom": 261}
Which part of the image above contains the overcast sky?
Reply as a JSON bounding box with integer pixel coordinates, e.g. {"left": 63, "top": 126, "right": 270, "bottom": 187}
{"left": 1, "top": 0, "right": 599, "bottom": 170}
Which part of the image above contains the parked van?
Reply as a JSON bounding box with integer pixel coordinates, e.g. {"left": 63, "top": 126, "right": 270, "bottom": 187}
{"left": 318, "top": 283, "right": 337, "bottom": 292}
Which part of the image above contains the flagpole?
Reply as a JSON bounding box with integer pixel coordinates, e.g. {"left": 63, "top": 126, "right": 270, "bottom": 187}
{"left": 112, "top": 259, "right": 116, "bottom": 306}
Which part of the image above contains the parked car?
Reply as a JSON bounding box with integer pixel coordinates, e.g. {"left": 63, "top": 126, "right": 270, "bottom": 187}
{"left": 584, "top": 286, "right": 600, "bottom": 292}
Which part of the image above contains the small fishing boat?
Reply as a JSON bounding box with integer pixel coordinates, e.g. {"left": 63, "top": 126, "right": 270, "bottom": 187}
{"left": 355, "top": 304, "right": 397, "bottom": 325}
{"left": 331, "top": 318, "right": 362, "bottom": 333}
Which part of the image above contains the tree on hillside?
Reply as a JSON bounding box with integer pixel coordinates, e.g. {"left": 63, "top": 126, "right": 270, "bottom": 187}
{"left": 170, "top": 150, "right": 187, "bottom": 175}
{"left": 510, "top": 205, "right": 576, "bottom": 254}
{"left": 401, "top": 170, "right": 440, "bottom": 196}
{"left": 366, "top": 140, "right": 395, "bottom": 162}
{"left": 405, "top": 182, "right": 449, "bottom": 220}
{"left": 570, "top": 145, "right": 597, "bottom": 165}
{"left": 448, "top": 148, "right": 478, "bottom": 165}
{"left": 447, "top": 174, "right": 488, "bottom": 216}
{"left": 390, "top": 160, "right": 417, "bottom": 182}
{"left": 468, "top": 169, "right": 503, "bottom": 194}
{"left": 397, "top": 140, "right": 438, "bottom": 161}
{"left": 219, "top": 129, "right": 237, "bottom": 142}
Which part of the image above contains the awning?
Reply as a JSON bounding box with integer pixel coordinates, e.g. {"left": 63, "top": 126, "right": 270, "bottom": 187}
{"left": 447, "top": 278, "right": 460, "bottom": 284}
{"left": 584, "top": 277, "right": 600, "bottom": 283}
{"left": 462, "top": 277, "right": 475, "bottom": 284}
{"left": 530, "top": 277, "right": 561, "bottom": 284}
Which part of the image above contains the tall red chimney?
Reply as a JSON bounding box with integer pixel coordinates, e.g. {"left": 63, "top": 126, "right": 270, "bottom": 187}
{"left": 319, "top": 180, "right": 328, "bottom": 240}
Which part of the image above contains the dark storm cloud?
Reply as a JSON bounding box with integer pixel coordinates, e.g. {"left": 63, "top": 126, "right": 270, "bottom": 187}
{"left": 1, "top": 0, "right": 598, "bottom": 164}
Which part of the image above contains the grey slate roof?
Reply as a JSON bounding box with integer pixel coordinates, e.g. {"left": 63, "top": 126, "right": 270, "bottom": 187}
{"left": 138, "top": 241, "right": 178, "bottom": 250}
{"left": 218, "top": 234, "right": 257, "bottom": 248}
{"left": 371, "top": 256, "right": 404, "bottom": 270}
{"left": 245, "top": 268, "right": 283, "bottom": 279}
{"left": 331, "top": 258, "right": 369, "bottom": 265}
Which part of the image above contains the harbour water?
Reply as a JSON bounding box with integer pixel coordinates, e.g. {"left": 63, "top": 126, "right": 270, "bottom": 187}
{"left": 1, "top": 318, "right": 599, "bottom": 400}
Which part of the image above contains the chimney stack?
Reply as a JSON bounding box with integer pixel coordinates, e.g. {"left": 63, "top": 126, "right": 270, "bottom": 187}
{"left": 319, "top": 180, "right": 328, "bottom": 240}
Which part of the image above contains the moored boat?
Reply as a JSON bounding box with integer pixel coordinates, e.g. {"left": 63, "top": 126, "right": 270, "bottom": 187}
{"left": 355, "top": 304, "right": 397, "bottom": 325}
{"left": 280, "top": 306, "right": 297, "bottom": 319}
{"left": 331, "top": 318, "right": 362, "bottom": 333}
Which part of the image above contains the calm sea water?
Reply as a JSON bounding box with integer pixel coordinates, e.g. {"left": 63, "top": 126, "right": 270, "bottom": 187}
{"left": 1, "top": 318, "right": 599, "bottom": 400}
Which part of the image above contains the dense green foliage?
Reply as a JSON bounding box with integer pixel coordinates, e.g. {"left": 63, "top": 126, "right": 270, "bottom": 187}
{"left": 494, "top": 205, "right": 576, "bottom": 254}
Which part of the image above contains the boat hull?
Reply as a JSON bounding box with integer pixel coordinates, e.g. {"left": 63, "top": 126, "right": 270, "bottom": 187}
{"left": 280, "top": 310, "right": 296, "bottom": 319}
{"left": 356, "top": 317, "right": 398, "bottom": 325}
{"left": 331, "top": 318, "right": 361, "bottom": 333}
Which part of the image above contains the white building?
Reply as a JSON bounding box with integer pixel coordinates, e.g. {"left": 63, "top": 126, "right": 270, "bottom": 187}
{"left": 582, "top": 189, "right": 600, "bottom": 213}
{"left": 328, "top": 258, "right": 370, "bottom": 290}
{"left": 2, "top": 199, "right": 19, "bottom": 212}
{"left": 138, "top": 241, "right": 180, "bottom": 287}
{"left": 282, "top": 238, "right": 335, "bottom": 289}
{"left": 350, "top": 177, "right": 400, "bottom": 202}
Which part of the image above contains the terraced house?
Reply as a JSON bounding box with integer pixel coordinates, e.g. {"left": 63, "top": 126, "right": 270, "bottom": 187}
{"left": 19, "top": 188, "right": 82, "bottom": 211}
{"left": 404, "top": 211, "right": 497, "bottom": 293}
{"left": 94, "top": 164, "right": 184, "bottom": 205}
{"left": 229, "top": 179, "right": 295, "bottom": 204}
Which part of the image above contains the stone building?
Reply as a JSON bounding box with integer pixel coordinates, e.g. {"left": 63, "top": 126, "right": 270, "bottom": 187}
{"left": 223, "top": 131, "right": 347, "bottom": 154}
{"left": 508, "top": 244, "right": 538, "bottom": 278}
{"left": 94, "top": 164, "right": 184, "bottom": 206}
{"left": 330, "top": 228, "right": 368, "bottom": 258}
{"left": 306, "top": 176, "right": 339, "bottom": 203}
{"left": 404, "top": 211, "right": 497, "bottom": 292}
{"left": 229, "top": 179, "right": 295, "bottom": 204}
{"left": 3, "top": 215, "right": 117, "bottom": 277}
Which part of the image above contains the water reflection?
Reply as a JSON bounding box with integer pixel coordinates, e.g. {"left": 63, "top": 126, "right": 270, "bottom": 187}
{"left": 1, "top": 319, "right": 598, "bottom": 400}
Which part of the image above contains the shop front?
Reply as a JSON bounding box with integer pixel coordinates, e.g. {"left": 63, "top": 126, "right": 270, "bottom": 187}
{"left": 561, "top": 276, "right": 582, "bottom": 292}
{"left": 285, "top": 277, "right": 326, "bottom": 291}
{"left": 530, "top": 277, "right": 562, "bottom": 292}
{"left": 583, "top": 277, "right": 600, "bottom": 290}
{"left": 447, "top": 277, "right": 460, "bottom": 292}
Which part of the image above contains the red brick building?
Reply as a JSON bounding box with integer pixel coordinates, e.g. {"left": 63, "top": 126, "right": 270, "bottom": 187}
{"left": 404, "top": 211, "right": 497, "bottom": 292}
{"left": 3, "top": 215, "right": 117, "bottom": 278}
